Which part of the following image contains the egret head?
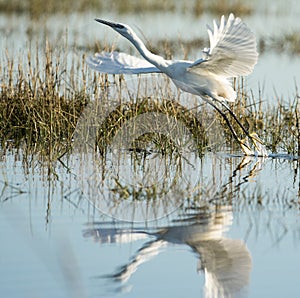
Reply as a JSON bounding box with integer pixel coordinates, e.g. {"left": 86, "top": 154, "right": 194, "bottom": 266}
{"left": 95, "top": 19, "right": 134, "bottom": 40}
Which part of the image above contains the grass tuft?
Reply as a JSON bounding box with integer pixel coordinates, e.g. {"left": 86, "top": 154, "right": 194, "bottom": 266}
{"left": 0, "top": 37, "right": 299, "bottom": 159}
{"left": 0, "top": 40, "right": 96, "bottom": 157}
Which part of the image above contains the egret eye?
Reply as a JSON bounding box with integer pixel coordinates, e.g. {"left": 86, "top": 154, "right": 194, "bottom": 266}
{"left": 115, "top": 24, "right": 125, "bottom": 30}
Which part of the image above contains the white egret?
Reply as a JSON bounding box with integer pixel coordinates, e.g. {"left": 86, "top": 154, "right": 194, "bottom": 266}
{"left": 87, "top": 14, "right": 266, "bottom": 156}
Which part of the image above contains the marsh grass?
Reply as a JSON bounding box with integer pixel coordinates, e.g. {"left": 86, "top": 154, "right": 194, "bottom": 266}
{"left": 218, "top": 84, "right": 300, "bottom": 156}
{"left": 192, "top": 0, "right": 252, "bottom": 17}
{"left": 259, "top": 32, "right": 300, "bottom": 56}
{"left": 0, "top": 40, "right": 97, "bottom": 158}
{"left": 0, "top": 37, "right": 299, "bottom": 160}
{"left": 0, "top": 0, "right": 102, "bottom": 16}
{"left": 95, "top": 98, "right": 207, "bottom": 155}
{"left": 0, "top": 0, "right": 252, "bottom": 19}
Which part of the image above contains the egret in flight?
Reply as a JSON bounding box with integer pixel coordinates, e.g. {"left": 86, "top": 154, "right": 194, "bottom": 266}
{"left": 87, "top": 14, "right": 266, "bottom": 156}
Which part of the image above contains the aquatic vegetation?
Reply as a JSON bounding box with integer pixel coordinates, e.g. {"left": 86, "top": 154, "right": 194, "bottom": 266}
{"left": 94, "top": 98, "right": 207, "bottom": 155}
{"left": 259, "top": 32, "right": 300, "bottom": 56}
{"left": 1, "top": 4, "right": 300, "bottom": 298}
{"left": 192, "top": 0, "right": 253, "bottom": 17}
{"left": 0, "top": 37, "right": 299, "bottom": 159}
{"left": 0, "top": 0, "right": 252, "bottom": 18}
{"left": 0, "top": 0, "right": 102, "bottom": 16}
{"left": 0, "top": 41, "right": 96, "bottom": 157}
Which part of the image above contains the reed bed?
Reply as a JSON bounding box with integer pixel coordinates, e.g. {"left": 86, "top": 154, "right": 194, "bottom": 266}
{"left": 227, "top": 79, "right": 300, "bottom": 156}
{"left": 94, "top": 97, "right": 207, "bottom": 155}
{"left": 0, "top": 0, "right": 253, "bottom": 18}
{"left": 0, "top": 41, "right": 299, "bottom": 217}
{"left": 0, "top": 39, "right": 299, "bottom": 159}
{"left": 0, "top": 40, "right": 97, "bottom": 158}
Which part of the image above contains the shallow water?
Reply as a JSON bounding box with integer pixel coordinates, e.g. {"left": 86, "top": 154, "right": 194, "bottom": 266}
{"left": 1, "top": 1, "right": 300, "bottom": 297}
{"left": 0, "top": 147, "right": 299, "bottom": 298}
{"left": 1, "top": 1, "right": 300, "bottom": 99}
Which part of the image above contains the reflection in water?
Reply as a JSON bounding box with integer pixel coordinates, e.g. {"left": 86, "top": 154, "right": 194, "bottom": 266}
{"left": 2, "top": 145, "right": 300, "bottom": 297}
{"left": 81, "top": 156, "right": 269, "bottom": 297}
{"left": 83, "top": 207, "right": 251, "bottom": 297}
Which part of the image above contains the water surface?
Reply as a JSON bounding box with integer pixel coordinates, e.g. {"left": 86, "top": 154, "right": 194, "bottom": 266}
{"left": 1, "top": 1, "right": 300, "bottom": 297}
{"left": 1, "top": 148, "right": 299, "bottom": 297}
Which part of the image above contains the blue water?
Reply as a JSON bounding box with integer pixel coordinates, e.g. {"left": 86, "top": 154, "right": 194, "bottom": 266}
{"left": 0, "top": 149, "right": 299, "bottom": 298}
{"left": 1, "top": 1, "right": 300, "bottom": 101}
{"left": 1, "top": 1, "right": 300, "bottom": 297}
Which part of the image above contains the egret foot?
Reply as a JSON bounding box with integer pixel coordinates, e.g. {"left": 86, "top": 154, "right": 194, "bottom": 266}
{"left": 238, "top": 138, "right": 254, "bottom": 156}
{"left": 249, "top": 132, "right": 268, "bottom": 157}
{"left": 239, "top": 133, "right": 268, "bottom": 157}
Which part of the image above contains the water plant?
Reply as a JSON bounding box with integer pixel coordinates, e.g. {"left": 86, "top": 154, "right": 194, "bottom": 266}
{"left": 0, "top": 38, "right": 299, "bottom": 159}
{"left": 0, "top": 0, "right": 252, "bottom": 18}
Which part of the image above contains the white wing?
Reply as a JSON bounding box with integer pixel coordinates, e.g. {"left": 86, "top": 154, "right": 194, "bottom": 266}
{"left": 86, "top": 51, "right": 161, "bottom": 74}
{"left": 189, "top": 13, "right": 258, "bottom": 78}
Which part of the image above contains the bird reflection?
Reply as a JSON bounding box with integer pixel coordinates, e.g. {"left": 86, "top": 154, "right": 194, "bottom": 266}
{"left": 83, "top": 156, "right": 267, "bottom": 297}
{"left": 83, "top": 207, "right": 251, "bottom": 297}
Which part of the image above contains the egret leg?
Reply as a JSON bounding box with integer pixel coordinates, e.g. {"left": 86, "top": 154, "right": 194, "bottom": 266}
{"left": 206, "top": 100, "right": 254, "bottom": 155}
{"left": 215, "top": 99, "right": 266, "bottom": 155}
{"left": 217, "top": 100, "right": 250, "bottom": 136}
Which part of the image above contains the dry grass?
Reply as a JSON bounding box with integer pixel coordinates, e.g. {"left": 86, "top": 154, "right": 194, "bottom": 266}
{"left": 0, "top": 36, "right": 299, "bottom": 159}
{"left": 0, "top": 0, "right": 101, "bottom": 16}
{"left": 95, "top": 98, "right": 207, "bottom": 155}
{"left": 0, "top": 0, "right": 253, "bottom": 19}
{"left": 218, "top": 79, "right": 300, "bottom": 156}
{"left": 0, "top": 39, "right": 208, "bottom": 159}
{"left": 0, "top": 40, "right": 97, "bottom": 158}
{"left": 193, "top": 0, "right": 253, "bottom": 17}
{"left": 259, "top": 32, "right": 300, "bottom": 56}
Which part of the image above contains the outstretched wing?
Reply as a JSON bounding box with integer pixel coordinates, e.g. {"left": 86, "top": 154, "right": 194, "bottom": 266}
{"left": 189, "top": 13, "right": 258, "bottom": 78}
{"left": 86, "top": 52, "right": 161, "bottom": 74}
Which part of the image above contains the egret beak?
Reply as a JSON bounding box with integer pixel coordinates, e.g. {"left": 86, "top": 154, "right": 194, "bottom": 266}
{"left": 95, "top": 18, "right": 125, "bottom": 30}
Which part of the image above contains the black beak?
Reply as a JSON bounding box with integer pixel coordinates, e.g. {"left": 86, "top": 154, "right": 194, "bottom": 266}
{"left": 95, "top": 19, "right": 125, "bottom": 30}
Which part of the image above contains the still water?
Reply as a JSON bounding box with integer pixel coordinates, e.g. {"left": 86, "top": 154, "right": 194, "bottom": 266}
{"left": 1, "top": 1, "right": 300, "bottom": 297}
{"left": 1, "top": 1, "right": 300, "bottom": 99}
{"left": 0, "top": 147, "right": 299, "bottom": 297}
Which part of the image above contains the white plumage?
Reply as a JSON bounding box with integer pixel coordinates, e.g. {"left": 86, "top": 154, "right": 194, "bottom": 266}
{"left": 191, "top": 14, "right": 258, "bottom": 77}
{"left": 87, "top": 51, "right": 161, "bottom": 74}
{"left": 87, "top": 14, "right": 258, "bottom": 102}
{"left": 87, "top": 14, "right": 266, "bottom": 156}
